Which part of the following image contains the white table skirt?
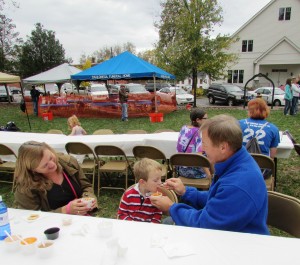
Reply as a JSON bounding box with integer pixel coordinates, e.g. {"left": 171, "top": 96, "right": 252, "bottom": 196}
{"left": 1, "top": 208, "right": 299, "bottom": 265}
{"left": 0, "top": 131, "right": 293, "bottom": 162}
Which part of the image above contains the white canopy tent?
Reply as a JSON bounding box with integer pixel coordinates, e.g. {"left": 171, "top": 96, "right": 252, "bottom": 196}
{"left": 23, "top": 63, "right": 81, "bottom": 94}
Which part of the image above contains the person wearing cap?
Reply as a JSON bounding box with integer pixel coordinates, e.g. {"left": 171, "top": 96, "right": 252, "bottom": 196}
{"left": 291, "top": 77, "right": 300, "bottom": 115}
{"left": 119, "top": 85, "right": 128, "bottom": 121}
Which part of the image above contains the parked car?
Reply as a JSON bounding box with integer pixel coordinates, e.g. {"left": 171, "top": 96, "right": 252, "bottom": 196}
{"left": 248, "top": 87, "right": 285, "bottom": 106}
{"left": 0, "top": 86, "right": 14, "bottom": 102}
{"left": 207, "top": 83, "right": 249, "bottom": 106}
{"left": 158, "top": 86, "right": 194, "bottom": 105}
{"left": 145, "top": 82, "right": 171, "bottom": 92}
{"left": 87, "top": 84, "right": 109, "bottom": 101}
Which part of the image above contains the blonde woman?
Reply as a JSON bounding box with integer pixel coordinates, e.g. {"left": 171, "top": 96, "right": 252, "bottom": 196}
{"left": 67, "top": 115, "right": 87, "bottom": 136}
{"left": 14, "top": 141, "right": 97, "bottom": 215}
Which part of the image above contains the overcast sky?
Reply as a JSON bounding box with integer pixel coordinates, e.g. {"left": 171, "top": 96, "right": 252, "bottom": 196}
{"left": 4, "top": 0, "right": 271, "bottom": 63}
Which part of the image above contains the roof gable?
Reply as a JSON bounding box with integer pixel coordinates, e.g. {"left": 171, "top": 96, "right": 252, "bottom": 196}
{"left": 231, "top": 0, "right": 276, "bottom": 38}
{"left": 254, "top": 37, "right": 300, "bottom": 64}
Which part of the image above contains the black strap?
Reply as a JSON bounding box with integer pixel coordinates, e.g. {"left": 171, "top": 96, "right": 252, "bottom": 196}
{"left": 183, "top": 129, "right": 199, "bottom": 153}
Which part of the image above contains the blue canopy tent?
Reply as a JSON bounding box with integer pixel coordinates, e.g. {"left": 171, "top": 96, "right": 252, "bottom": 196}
{"left": 71, "top": 51, "right": 175, "bottom": 81}
{"left": 71, "top": 51, "right": 175, "bottom": 112}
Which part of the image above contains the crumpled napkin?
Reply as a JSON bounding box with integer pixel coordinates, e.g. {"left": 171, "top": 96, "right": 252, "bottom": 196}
{"left": 150, "top": 233, "right": 195, "bottom": 258}
{"left": 71, "top": 223, "right": 89, "bottom": 236}
{"left": 162, "top": 242, "right": 195, "bottom": 258}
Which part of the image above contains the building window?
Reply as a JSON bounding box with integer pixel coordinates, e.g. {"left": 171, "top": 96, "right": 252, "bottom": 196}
{"left": 279, "top": 7, "right": 291, "bottom": 21}
{"left": 227, "top": 70, "right": 232, "bottom": 83}
{"left": 227, "top": 70, "right": 244, "bottom": 84}
{"left": 242, "top": 40, "right": 253, "bottom": 52}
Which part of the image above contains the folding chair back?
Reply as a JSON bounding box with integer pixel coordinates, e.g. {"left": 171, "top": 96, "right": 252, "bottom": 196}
{"left": 65, "top": 142, "right": 98, "bottom": 189}
{"left": 154, "top": 129, "right": 175, "bottom": 133}
{"left": 92, "top": 129, "right": 114, "bottom": 135}
{"left": 268, "top": 191, "right": 300, "bottom": 238}
{"left": 0, "top": 144, "right": 17, "bottom": 188}
{"left": 251, "top": 153, "right": 275, "bottom": 191}
{"left": 47, "top": 129, "right": 64, "bottom": 134}
{"left": 126, "top": 130, "right": 147, "bottom": 134}
{"left": 133, "top": 145, "right": 170, "bottom": 179}
{"left": 169, "top": 153, "right": 213, "bottom": 190}
{"left": 94, "top": 145, "right": 132, "bottom": 196}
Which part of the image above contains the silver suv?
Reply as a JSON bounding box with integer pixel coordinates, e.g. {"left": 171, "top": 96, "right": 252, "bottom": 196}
{"left": 207, "top": 83, "right": 248, "bottom": 106}
{"left": 0, "top": 86, "right": 14, "bottom": 102}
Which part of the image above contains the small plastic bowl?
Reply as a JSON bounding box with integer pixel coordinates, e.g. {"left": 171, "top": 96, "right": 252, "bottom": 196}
{"left": 44, "top": 227, "right": 60, "bottom": 240}
{"left": 4, "top": 235, "right": 21, "bottom": 252}
{"left": 62, "top": 216, "right": 73, "bottom": 226}
{"left": 151, "top": 191, "right": 162, "bottom": 198}
{"left": 37, "top": 240, "right": 55, "bottom": 258}
{"left": 20, "top": 237, "right": 37, "bottom": 255}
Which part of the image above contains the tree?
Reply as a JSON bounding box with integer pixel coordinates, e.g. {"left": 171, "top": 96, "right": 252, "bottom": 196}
{"left": 0, "top": 14, "right": 22, "bottom": 73}
{"left": 85, "top": 42, "right": 137, "bottom": 64}
{"left": 18, "top": 23, "right": 66, "bottom": 77}
{"left": 155, "top": 0, "right": 237, "bottom": 106}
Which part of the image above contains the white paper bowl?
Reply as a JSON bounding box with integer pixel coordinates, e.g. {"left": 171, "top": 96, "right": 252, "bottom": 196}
{"left": 3, "top": 235, "right": 21, "bottom": 252}
{"left": 37, "top": 240, "right": 55, "bottom": 258}
{"left": 20, "top": 237, "right": 37, "bottom": 255}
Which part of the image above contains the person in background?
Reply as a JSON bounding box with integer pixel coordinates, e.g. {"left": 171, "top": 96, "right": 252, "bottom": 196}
{"left": 119, "top": 84, "right": 128, "bottom": 121}
{"left": 239, "top": 98, "right": 280, "bottom": 158}
{"left": 176, "top": 108, "right": 210, "bottom": 179}
{"left": 14, "top": 141, "right": 98, "bottom": 215}
{"left": 118, "top": 158, "right": 163, "bottom": 223}
{"left": 283, "top": 78, "right": 293, "bottom": 115}
{"left": 30, "top": 85, "right": 42, "bottom": 116}
{"left": 151, "top": 115, "right": 269, "bottom": 235}
{"left": 67, "top": 115, "right": 87, "bottom": 136}
{"left": 291, "top": 77, "right": 300, "bottom": 115}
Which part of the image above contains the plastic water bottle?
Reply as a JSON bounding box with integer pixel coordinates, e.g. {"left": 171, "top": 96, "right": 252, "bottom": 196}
{"left": 0, "top": 195, "right": 11, "bottom": 240}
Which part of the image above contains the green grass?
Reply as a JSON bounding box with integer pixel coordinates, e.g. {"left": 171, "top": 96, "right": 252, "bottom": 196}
{"left": 0, "top": 103, "right": 299, "bottom": 235}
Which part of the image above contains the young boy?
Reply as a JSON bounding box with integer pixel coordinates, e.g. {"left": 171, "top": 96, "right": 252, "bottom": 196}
{"left": 117, "top": 158, "right": 163, "bottom": 223}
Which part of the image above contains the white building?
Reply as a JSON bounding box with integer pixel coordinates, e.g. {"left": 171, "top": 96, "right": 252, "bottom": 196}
{"left": 223, "top": 0, "right": 300, "bottom": 88}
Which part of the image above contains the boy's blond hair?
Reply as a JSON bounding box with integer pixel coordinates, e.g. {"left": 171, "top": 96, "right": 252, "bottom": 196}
{"left": 133, "top": 158, "right": 162, "bottom": 182}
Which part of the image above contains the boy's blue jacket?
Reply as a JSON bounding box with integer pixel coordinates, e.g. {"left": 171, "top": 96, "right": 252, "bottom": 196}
{"left": 169, "top": 146, "right": 269, "bottom": 235}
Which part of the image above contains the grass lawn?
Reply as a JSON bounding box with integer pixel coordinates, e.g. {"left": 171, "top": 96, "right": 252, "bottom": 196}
{"left": 0, "top": 103, "right": 299, "bottom": 234}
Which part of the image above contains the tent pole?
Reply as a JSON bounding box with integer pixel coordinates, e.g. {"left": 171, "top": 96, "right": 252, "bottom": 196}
{"left": 20, "top": 81, "right": 32, "bottom": 131}
{"left": 4, "top": 84, "right": 12, "bottom": 103}
{"left": 153, "top": 75, "right": 157, "bottom": 113}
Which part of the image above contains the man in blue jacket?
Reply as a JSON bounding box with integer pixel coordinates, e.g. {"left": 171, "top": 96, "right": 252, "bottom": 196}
{"left": 151, "top": 114, "right": 269, "bottom": 235}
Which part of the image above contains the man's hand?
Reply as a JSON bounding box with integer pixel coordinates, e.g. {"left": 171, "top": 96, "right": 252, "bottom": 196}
{"left": 150, "top": 196, "right": 174, "bottom": 213}
{"left": 163, "top": 178, "right": 186, "bottom": 196}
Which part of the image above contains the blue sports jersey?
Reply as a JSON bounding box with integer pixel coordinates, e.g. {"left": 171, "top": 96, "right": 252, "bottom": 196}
{"left": 239, "top": 118, "right": 280, "bottom": 156}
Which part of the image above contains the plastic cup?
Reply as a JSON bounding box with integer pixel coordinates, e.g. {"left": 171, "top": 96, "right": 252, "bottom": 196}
{"left": 98, "top": 221, "right": 113, "bottom": 238}
{"left": 62, "top": 216, "right": 73, "bottom": 226}
{"left": 81, "top": 197, "right": 95, "bottom": 209}
{"left": 44, "top": 227, "right": 60, "bottom": 240}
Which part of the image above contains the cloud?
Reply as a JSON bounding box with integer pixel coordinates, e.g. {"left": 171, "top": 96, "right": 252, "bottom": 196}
{"left": 4, "top": 0, "right": 270, "bottom": 63}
